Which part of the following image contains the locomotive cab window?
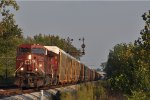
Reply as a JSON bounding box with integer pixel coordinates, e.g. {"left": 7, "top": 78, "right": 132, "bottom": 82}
{"left": 17, "top": 48, "right": 31, "bottom": 55}
{"left": 31, "top": 48, "right": 45, "bottom": 55}
{"left": 17, "top": 48, "right": 45, "bottom": 55}
{"left": 20, "top": 48, "right": 31, "bottom": 53}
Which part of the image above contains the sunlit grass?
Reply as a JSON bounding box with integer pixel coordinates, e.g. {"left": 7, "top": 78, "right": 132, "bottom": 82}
{"left": 60, "top": 81, "right": 108, "bottom": 100}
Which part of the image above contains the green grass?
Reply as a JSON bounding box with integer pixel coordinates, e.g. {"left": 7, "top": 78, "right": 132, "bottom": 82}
{"left": 60, "top": 81, "right": 108, "bottom": 100}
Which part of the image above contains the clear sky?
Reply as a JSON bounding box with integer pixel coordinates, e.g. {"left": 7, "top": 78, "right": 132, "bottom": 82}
{"left": 13, "top": 1, "right": 150, "bottom": 69}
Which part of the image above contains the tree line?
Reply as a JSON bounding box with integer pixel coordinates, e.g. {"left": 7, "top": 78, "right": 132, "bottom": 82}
{"left": 0, "top": 0, "right": 80, "bottom": 79}
{"left": 104, "top": 11, "right": 150, "bottom": 99}
{"left": 1, "top": 1, "right": 150, "bottom": 99}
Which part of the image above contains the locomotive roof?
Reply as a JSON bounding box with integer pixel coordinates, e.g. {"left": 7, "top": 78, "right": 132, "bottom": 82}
{"left": 18, "top": 44, "right": 44, "bottom": 48}
{"left": 44, "top": 46, "right": 80, "bottom": 63}
{"left": 18, "top": 44, "right": 91, "bottom": 69}
{"left": 44, "top": 46, "right": 60, "bottom": 54}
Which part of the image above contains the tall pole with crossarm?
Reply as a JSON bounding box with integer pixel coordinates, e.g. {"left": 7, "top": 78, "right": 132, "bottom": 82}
{"left": 79, "top": 37, "right": 86, "bottom": 55}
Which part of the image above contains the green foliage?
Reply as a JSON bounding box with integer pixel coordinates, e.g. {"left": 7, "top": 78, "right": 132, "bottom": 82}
{"left": 0, "top": 0, "right": 23, "bottom": 79}
{"left": 0, "top": 37, "right": 23, "bottom": 78}
{"left": 127, "top": 90, "right": 150, "bottom": 100}
{"left": 105, "top": 10, "right": 150, "bottom": 97}
{"left": 105, "top": 43, "right": 135, "bottom": 94}
{"left": 60, "top": 81, "right": 108, "bottom": 100}
{"left": 0, "top": 14, "right": 23, "bottom": 39}
{"left": 25, "top": 34, "right": 81, "bottom": 58}
{"left": 0, "top": 0, "right": 19, "bottom": 17}
{"left": 0, "top": 0, "right": 22, "bottom": 39}
{"left": 0, "top": 0, "right": 80, "bottom": 81}
{"left": 133, "top": 11, "right": 150, "bottom": 92}
{"left": 0, "top": 0, "right": 80, "bottom": 79}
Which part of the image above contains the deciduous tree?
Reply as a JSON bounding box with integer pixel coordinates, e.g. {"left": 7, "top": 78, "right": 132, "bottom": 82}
{"left": 105, "top": 11, "right": 150, "bottom": 96}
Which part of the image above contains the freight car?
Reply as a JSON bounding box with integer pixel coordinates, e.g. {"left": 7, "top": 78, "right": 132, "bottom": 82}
{"left": 14, "top": 44, "right": 101, "bottom": 88}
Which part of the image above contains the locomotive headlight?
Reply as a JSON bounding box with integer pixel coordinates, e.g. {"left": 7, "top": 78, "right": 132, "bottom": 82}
{"left": 20, "top": 67, "right": 24, "bottom": 71}
{"left": 28, "top": 54, "right": 31, "bottom": 59}
{"left": 39, "top": 64, "right": 42, "bottom": 67}
{"left": 35, "top": 68, "right": 38, "bottom": 71}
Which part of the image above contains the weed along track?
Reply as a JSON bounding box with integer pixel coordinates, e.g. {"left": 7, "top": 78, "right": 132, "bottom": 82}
{"left": 1, "top": 81, "right": 125, "bottom": 100}
{"left": 0, "top": 44, "right": 102, "bottom": 99}
{"left": 0, "top": 82, "right": 79, "bottom": 99}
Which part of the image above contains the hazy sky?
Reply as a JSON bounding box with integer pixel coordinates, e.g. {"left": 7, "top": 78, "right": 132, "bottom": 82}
{"left": 13, "top": 1, "right": 150, "bottom": 69}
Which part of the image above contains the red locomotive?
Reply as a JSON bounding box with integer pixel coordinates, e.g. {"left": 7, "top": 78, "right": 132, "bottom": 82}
{"left": 14, "top": 44, "right": 101, "bottom": 88}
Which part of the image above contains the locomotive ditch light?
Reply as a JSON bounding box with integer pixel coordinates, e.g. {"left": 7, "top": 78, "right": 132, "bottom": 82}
{"left": 21, "top": 67, "right": 24, "bottom": 71}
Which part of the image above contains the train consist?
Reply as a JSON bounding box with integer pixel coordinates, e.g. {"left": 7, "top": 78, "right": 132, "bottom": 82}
{"left": 14, "top": 44, "right": 101, "bottom": 88}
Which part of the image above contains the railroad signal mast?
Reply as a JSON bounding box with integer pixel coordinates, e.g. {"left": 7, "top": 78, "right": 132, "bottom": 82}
{"left": 65, "top": 37, "right": 86, "bottom": 57}
{"left": 79, "top": 37, "right": 85, "bottom": 55}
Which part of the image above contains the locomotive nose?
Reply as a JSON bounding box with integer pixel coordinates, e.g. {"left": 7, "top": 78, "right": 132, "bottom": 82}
{"left": 25, "top": 59, "right": 31, "bottom": 65}
{"left": 24, "top": 54, "right": 32, "bottom": 71}
{"left": 25, "top": 54, "right": 33, "bottom": 71}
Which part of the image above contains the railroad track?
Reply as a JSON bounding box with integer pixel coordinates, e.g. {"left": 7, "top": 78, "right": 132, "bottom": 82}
{"left": 0, "top": 83, "right": 76, "bottom": 99}
{"left": 0, "top": 88, "right": 34, "bottom": 99}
